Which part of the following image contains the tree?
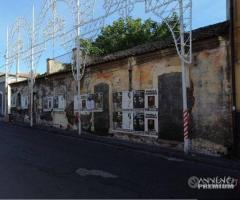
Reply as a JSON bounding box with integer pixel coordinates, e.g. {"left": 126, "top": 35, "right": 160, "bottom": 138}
{"left": 81, "top": 14, "right": 179, "bottom": 56}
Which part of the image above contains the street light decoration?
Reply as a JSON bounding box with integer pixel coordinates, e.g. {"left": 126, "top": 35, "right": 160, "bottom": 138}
{"left": 6, "top": 0, "right": 192, "bottom": 153}
{"left": 8, "top": 17, "right": 32, "bottom": 80}
{"left": 146, "top": 0, "right": 192, "bottom": 64}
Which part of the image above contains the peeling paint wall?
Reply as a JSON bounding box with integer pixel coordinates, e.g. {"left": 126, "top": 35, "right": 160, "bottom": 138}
{"left": 10, "top": 36, "right": 232, "bottom": 155}
{"left": 234, "top": 0, "right": 240, "bottom": 110}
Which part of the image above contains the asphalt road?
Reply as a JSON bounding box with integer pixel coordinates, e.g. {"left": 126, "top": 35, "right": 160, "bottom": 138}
{"left": 0, "top": 122, "right": 239, "bottom": 199}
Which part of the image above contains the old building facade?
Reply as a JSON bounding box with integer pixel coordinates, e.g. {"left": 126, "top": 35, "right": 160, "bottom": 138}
{"left": 0, "top": 74, "right": 28, "bottom": 117}
{"left": 9, "top": 22, "right": 233, "bottom": 155}
{"left": 232, "top": 0, "right": 240, "bottom": 155}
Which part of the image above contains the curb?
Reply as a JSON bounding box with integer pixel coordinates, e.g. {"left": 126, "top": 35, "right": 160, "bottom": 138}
{"left": 4, "top": 121, "right": 240, "bottom": 172}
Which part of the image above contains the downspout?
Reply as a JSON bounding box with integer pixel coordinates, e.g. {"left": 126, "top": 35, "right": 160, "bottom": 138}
{"left": 230, "top": 0, "right": 238, "bottom": 155}
{"left": 128, "top": 57, "right": 136, "bottom": 91}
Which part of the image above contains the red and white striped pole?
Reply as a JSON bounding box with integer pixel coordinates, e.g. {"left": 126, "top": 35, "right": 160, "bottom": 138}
{"left": 183, "top": 109, "right": 190, "bottom": 149}
{"left": 179, "top": 0, "right": 191, "bottom": 154}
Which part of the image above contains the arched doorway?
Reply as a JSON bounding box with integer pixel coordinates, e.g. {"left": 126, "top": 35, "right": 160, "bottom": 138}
{"left": 94, "top": 83, "right": 110, "bottom": 135}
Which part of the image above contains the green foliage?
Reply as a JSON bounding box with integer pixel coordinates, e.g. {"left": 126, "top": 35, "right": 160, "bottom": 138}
{"left": 79, "top": 39, "right": 103, "bottom": 56}
{"left": 80, "top": 14, "right": 179, "bottom": 56}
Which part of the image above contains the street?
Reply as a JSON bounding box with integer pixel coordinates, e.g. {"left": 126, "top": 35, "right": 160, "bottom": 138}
{"left": 0, "top": 122, "right": 239, "bottom": 199}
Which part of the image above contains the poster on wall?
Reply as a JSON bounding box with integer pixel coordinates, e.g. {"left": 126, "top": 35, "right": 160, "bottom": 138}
{"left": 92, "top": 93, "right": 103, "bottom": 112}
{"left": 21, "top": 96, "right": 29, "bottom": 110}
{"left": 133, "top": 90, "right": 145, "bottom": 109}
{"left": 74, "top": 95, "right": 80, "bottom": 111}
{"left": 133, "top": 112, "right": 145, "bottom": 132}
{"left": 43, "top": 96, "right": 53, "bottom": 112}
{"left": 74, "top": 95, "right": 87, "bottom": 112}
{"left": 113, "top": 92, "right": 122, "bottom": 110}
{"left": 11, "top": 94, "right": 17, "bottom": 108}
{"left": 122, "top": 111, "right": 133, "bottom": 130}
{"left": 145, "top": 111, "right": 159, "bottom": 135}
{"left": 145, "top": 89, "right": 158, "bottom": 110}
{"left": 122, "top": 91, "right": 133, "bottom": 110}
{"left": 74, "top": 93, "right": 103, "bottom": 112}
{"left": 113, "top": 111, "right": 122, "bottom": 130}
{"left": 81, "top": 95, "right": 88, "bottom": 111}
{"left": 86, "top": 94, "right": 95, "bottom": 111}
{"left": 53, "top": 95, "right": 66, "bottom": 111}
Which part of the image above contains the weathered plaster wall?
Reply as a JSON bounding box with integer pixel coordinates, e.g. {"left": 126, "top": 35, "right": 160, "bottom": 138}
{"left": 191, "top": 40, "right": 232, "bottom": 153}
{"left": 234, "top": 0, "right": 240, "bottom": 110}
{"left": 10, "top": 37, "right": 232, "bottom": 155}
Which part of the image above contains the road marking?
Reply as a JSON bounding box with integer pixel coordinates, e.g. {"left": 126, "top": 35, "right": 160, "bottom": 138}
{"left": 76, "top": 168, "right": 118, "bottom": 178}
{"left": 167, "top": 157, "right": 184, "bottom": 162}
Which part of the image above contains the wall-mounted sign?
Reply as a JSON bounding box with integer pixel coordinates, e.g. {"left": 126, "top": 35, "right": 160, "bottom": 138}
{"left": 113, "top": 92, "right": 122, "bottom": 110}
{"left": 74, "top": 93, "right": 103, "bottom": 112}
{"left": 122, "top": 91, "right": 133, "bottom": 110}
{"left": 133, "top": 112, "right": 145, "bottom": 132}
{"left": 112, "top": 89, "right": 159, "bottom": 136}
{"left": 86, "top": 94, "right": 95, "bottom": 111}
{"left": 92, "top": 93, "right": 103, "bottom": 112}
{"left": 133, "top": 90, "right": 145, "bottom": 109}
{"left": 113, "top": 111, "right": 122, "bottom": 130}
{"left": 145, "top": 111, "right": 159, "bottom": 135}
{"left": 43, "top": 96, "right": 53, "bottom": 112}
{"left": 53, "top": 95, "right": 66, "bottom": 111}
{"left": 21, "top": 96, "right": 29, "bottom": 110}
{"left": 11, "top": 94, "right": 17, "bottom": 108}
{"left": 122, "top": 111, "right": 133, "bottom": 130}
{"left": 145, "top": 89, "right": 158, "bottom": 110}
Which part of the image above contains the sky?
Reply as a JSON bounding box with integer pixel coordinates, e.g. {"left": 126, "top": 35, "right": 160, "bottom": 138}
{"left": 0, "top": 0, "right": 227, "bottom": 74}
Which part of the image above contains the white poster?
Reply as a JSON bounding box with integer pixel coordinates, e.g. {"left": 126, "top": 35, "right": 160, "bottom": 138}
{"left": 113, "top": 111, "right": 122, "bottom": 130}
{"left": 21, "top": 96, "right": 29, "bottom": 110}
{"left": 113, "top": 92, "right": 122, "bottom": 110}
{"left": 122, "top": 111, "right": 133, "bottom": 130}
{"left": 145, "top": 111, "right": 158, "bottom": 135}
{"left": 86, "top": 94, "right": 95, "bottom": 111}
{"left": 11, "top": 94, "right": 17, "bottom": 108}
{"left": 43, "top": 96, "right": 53, "bottom": 112}
{"left": 74, "top": 94, "right": 103, "bottom": 112}
{"left": 74, "top": 95, "right": 87, "bottom": 111}
{"left": 122, "top": 91, "right": 133, "bottom": 110}
{"left": 145, "top": 89, "right": 158, "bottom": 110}
{"left": 53, "top": 95, "right": 66, "bottom": 111}
{"left": 92, "top": 93, "right": 103, "bottom": 112}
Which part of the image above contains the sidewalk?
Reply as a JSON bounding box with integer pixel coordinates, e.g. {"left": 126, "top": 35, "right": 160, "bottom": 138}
{"left": 4, "top": 121, "right": 240, "bottom": 172}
